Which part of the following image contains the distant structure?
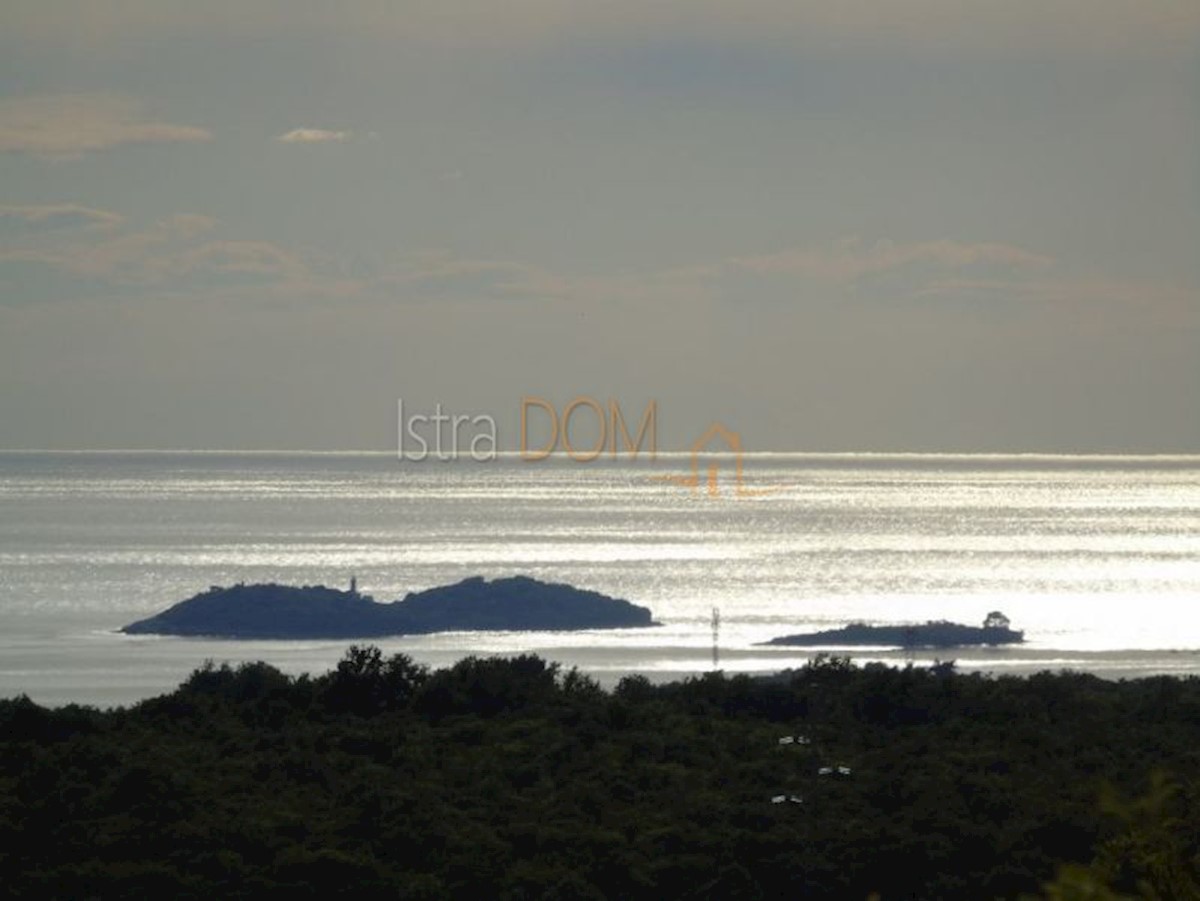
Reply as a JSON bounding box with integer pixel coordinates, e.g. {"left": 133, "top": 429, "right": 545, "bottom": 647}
{"left": 712, "top": 607, "right": 721, "bottom": 669}
{"left": 777, "top": 735, "right": 811, "bottom": 746}
{"left": 818, "top": 766, "right": 852, "bottom": 777}
{"left": 350, "top": 575, "right": 358, "bottom": 596}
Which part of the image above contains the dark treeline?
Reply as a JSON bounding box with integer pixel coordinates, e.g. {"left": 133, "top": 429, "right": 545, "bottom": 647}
{"left": 3, "top": 650, "right": 1200, "bottom": 899}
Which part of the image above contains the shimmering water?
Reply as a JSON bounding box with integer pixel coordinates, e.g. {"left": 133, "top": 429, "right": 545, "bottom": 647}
{"left": 2, "top": 450, "right": 1199, "bottom": 706}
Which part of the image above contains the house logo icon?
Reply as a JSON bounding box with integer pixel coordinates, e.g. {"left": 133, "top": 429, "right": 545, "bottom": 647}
{"left": 654, "top": 422, "right": 777, "bottom": 498}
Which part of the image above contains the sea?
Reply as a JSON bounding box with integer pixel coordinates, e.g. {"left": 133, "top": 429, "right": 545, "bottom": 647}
{"left": 2, "top": 450, "right": 1200, "bottom": 708}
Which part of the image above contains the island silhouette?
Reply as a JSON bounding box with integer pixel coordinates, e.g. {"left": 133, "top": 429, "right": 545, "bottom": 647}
{"left": 760, "top": 612, "right": 1024, "bottom": 648}
{"left": 122, "top": 575, "right": 657, "bottom": 639}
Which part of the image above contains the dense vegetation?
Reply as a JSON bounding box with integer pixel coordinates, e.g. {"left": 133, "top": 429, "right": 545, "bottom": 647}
{"left": 3, "top": 651, "right": 1200, "bottom": 899}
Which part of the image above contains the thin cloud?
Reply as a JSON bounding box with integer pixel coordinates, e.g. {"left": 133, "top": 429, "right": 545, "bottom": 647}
{"left": 5, "top": 2, "right": 1197, "bottom": 56}
{"left": 171, "top": 240, "right": 309, "bottom": 282}
{"left": 0, "top": 213, "right": 218, "bottom": 281}
{"left": 0, "top": 204, "right": 123, "bottom": 232}
{"left": 918, "top": 274, "right": 1196, "bottom": 313}
{"left": 277, "top": 128, "right": 351, "bottom": 144}
{"left": 0, "top": 211, "right": 357, "bottom": 299}
{"left": 733, "top": 238, "right": 1054, "bottom": 283}
{"left": 0, "top": 94, "right": 211, "bottom": 159}
{"left": 373, "top": 251, "right": 557, "bottom": 302}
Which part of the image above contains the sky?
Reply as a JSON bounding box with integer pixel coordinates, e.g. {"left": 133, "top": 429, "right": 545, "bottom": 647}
{"left": 1, "top": 1, "right": 1197, "bottom": 452}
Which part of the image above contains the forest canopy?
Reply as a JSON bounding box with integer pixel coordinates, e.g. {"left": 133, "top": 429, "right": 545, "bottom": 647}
{"left": 3, "top": 650, "right": 1199, "bottom": 899}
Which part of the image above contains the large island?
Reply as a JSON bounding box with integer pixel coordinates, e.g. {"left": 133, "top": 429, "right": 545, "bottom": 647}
{"left": 122, "top": 575, "right": 657, "bottom": 639}
{"left": 760, "top": 612, "right": 1024, "bottom": 648}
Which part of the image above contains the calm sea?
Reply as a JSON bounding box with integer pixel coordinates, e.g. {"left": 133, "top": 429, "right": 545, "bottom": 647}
{"left": 2, "top": 450, "right": 1200, "bottom": 707}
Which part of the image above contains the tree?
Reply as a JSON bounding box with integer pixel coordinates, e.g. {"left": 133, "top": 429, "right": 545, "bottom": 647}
{"left": 323, "top": 645, "right": 426, "bottom": 714}
{"left": 1031, "top": 774, "right": 1200, "bottom": 900}
{"left": 984, "top": 611, "right": 1011, "bottom": 630}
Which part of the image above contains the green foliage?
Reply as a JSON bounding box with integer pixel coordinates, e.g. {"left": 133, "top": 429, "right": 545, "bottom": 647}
{"left": 4, "top": 651, "right": 1200, "bottom": 898}
{"left": 985, "top": 611, "right": 1012, "bottom": 630}
{"left": 1031, "top": 774, "right": 1200, "bottom": 900}
{"left": 413, "top": 653, "right": 560, "bottom": 719}
{"left": 183, "top": 659, "right": 293, "bottom": 702}
{"left": 323, "top": 644, "right": 428, "bottom": 715}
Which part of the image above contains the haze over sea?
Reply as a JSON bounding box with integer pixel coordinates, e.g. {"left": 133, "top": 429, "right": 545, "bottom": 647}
{"left": 2, "top": 450, "right": 1199, "bottom": 707}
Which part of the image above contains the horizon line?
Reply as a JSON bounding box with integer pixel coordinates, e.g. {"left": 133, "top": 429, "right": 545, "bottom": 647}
{"left": 2, "top": 447, "right": 1200, "bottom": 461}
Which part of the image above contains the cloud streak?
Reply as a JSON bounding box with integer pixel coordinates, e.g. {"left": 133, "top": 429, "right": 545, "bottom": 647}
{"left": 0, "top": 210, "right": 367, "bottom": 301}
{"left": 732, "top": 238, "right": 1054, "bottom": 284}
{"left": 3, "top": 210, "right": 1190, "bottom": 331}
{"left": 0, "top": 94, "right": 212, "bottom": 159}
{"left": 277, "top": 128, "right": 351, "bottom": 144}
{"left": 5, "top": 1, "right": 1197, "bottom": 57}
{"left": 0, "top": 204, "right": 123, "bottom": 232}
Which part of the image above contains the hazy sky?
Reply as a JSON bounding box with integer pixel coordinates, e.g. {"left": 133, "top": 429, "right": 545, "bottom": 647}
{"left": 1, "top": 2, "right": 1196, "bottom": 452}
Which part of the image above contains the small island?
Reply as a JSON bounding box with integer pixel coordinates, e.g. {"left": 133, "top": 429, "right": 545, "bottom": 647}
{"left": 760, "top": 611, "right": 1024, "bottom": 648}
{"left": 122, "top": 575, "right": 658, "bottom": 639}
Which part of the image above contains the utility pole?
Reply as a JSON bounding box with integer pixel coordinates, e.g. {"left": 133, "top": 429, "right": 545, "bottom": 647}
{"left": 712, "top": 607, "right": 721, "bottom": 669}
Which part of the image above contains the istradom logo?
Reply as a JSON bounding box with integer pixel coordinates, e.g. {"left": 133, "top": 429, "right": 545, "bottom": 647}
{"left": 396, "top": 399, "right": 497, "bottom": 461}
{"left": 397, "top": 397, "right": 773, "bottom": 498}
{"left": 519, "top": 397, "right": 657, "bottom": 462}
{"left": 654, "top": 422, "right": 778, "bottom": 498}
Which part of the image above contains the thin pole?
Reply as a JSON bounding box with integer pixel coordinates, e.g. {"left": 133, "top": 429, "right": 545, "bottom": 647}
{"left": 712, "top": 607, "right": 720, "bottom": 669}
